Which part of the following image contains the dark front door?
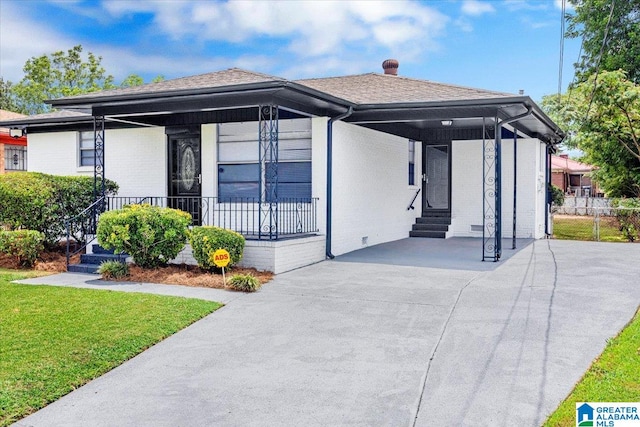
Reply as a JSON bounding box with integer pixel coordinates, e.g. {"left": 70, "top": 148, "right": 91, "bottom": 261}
{"left": 168, "top": 135, "right": 202, "bottom": 224}
{"left": 423, "top": 144, "right": 450, "bottom": 213}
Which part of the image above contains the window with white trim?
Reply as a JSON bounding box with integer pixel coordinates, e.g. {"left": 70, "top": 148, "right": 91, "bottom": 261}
{"left": 217, "top": 119, "right": 312, "bottom": 201}
{"left": 78, "top": 131, "right": 95, "bottom": 167}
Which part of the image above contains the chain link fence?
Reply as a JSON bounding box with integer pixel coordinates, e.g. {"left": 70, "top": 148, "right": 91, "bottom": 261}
{"left": 552, "top": 207, "right": 640, "bottom": 242}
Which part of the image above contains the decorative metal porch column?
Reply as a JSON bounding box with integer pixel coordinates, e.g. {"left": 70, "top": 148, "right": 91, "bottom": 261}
{"left": 89, "top": 115, "right": 106, "bottom": 234}
{"left": 482, "top": 117, "right": 501, "bottom": 261}
{"left": 93, "top": 116, "right": 106, "bottom": 200}
{"left": 258, "top": 105, "right": 279, "bottom": 240}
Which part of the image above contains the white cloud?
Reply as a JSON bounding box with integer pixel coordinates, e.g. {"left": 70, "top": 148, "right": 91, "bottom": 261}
{"left": 103, "top": 0, "right": 448, "bottom": 58}
{"left": 503, "top": 0, "right": 550, "bottom": 12}
{"left": 1, "top": 0, "right": 450, "bottom": 87}
{"left": 461, "top": 0, "right": 495, "bottom": 16}
{"left": 454, "top": 17, "right": 474, "bottom": 33}
{"left": 0, "top": 2, "right": 78, "bottom": 82}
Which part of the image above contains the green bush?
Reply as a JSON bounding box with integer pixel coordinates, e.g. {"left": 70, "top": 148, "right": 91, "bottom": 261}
{"left": 0, "top": 230, "right": 45, "bottom": 267}
{"left": 189, "top": 226, "right": 245, "bottom": 271}
{"left": 98, "top": 260, "right": 130, "bottom": 280}
{"left": 549, "top": 184, "right": 565, "bottom": 212}
{"left": 613, "top": 198, "right": 640, "bottom": 242}
{"left": 227, "top": 273, "right": 261, "bottom": 292}
{"left": 0, "top": 172, "right": 118, "bottom": 246}
{"left": 97, "top": 204, "right": 191, "bottom": 268}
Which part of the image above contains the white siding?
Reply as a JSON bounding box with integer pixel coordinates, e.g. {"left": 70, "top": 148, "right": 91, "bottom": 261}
{"left": 311, "top": 116, "right": 328, "bottom": 238}
{"left": 28, "top": 131, "right": 87, "bottom": 176}
{"left": 201, "top": 124, "right": 217, "bottom": 198}
{"left": 329, "top": 122, "right": 421, "bottom": 256}
{"left": 28, "top": 127, "right": 167, "bottom": 197}
{"left": 450, "top": 138, "right": 547, "bottom": 239}
{"left": 105, "top": 127, "right": 166, "bottom": 197}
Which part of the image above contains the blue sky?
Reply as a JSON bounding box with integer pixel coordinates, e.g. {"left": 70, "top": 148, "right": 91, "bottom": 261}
{"left": 0, "top": 0, "right": 580, "bottom": 103}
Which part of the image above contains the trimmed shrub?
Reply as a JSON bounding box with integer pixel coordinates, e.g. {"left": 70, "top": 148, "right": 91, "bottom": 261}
{"left": 227, "top": 273, "right": 261, "bottom": 292}
{"left": 189, "top": 226, "right": 245, "bottom": 271}
{"left": 97, "top": 204, "right": 191, "bottom": 268}
{"left": 0, "top": 172, "right": 118, "bottom": 246}
{"left": 0, "top": 230, "right": 45, "bottom": 267}
{"left": 98, "top": 260, "right": 130, "bottom": 280}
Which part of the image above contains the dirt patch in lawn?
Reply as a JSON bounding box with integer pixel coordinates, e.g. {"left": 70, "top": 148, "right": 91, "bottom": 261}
{"left": 0, "top": 246, "right": 273, "bottom": 290}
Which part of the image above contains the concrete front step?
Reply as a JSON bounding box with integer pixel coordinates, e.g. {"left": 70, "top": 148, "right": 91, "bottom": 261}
{"left": 409, "top": 230, "right": 447, "bottom": 238}
{"left": 412, "top": 223, "right": 449, "bottom": 232}
{"left": 67, "top": 263, "right": 102, "bottom": 274}
{"left": 415, "top": 216, "right": 451, "bottom": 225}
{"left": 68, "top": 245, "right": 128, "bottom": 275}
{"left": 80, "top": 253, "right": 128, "bottom": 264}
{"left": 421, "top": 211, "right": 451, "bottom": 217}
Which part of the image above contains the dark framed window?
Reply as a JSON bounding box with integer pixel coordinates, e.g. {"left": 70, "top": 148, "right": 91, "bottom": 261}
{"left": 266, "top": 161, "right": 312, "bottom": 200}
{"left": 218, "top": 163, "right": 260, "bottom": 200}
{"left": 217, "top": 119, "right": 312, "bottom": 201}
{"left": 4, "top": 145, "right": 27, "bottom": 171}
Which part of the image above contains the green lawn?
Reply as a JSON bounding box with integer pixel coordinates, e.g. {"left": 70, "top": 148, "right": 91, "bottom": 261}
{"left": 553, "top": 216, "right": 627, "bottom": 242}
{"left": 0, "top": 269, "right": 221, "bottom": 426}
{"left": 543, "top": 308, "right": 640, "bottom": 426}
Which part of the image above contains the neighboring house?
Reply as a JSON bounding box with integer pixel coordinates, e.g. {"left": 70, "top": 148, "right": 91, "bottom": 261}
{"left": 0, "top": 109, "right": 28, "bottom": 173}
{"left": 551, "top": 154, "right": 600, "bottom": 197}
{"left": 0, "top": 61, "right": 564, "bottom": 272}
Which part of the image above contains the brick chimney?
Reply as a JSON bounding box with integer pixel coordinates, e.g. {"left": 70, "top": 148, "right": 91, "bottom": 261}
{"left": 382, "top": 59, "right": 399, "bottom": 75}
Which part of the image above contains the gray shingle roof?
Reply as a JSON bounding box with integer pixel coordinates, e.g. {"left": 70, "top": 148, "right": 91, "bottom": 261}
{"left": 295, "top": 73, "right": 513, "bottom": 104}
{"left": 51, "top": 67, "right": 514, "bottom": 106}
{"left": 55, "top": 68, "right": 286, "bottom": 101}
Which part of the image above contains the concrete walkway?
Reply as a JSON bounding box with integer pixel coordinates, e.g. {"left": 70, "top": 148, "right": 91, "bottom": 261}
{"left": 12, "top": 239, "right": 640, "bottom": 426}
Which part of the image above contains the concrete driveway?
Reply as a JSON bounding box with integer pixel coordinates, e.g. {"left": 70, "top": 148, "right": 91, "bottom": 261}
{"left": 13, "top": 239, "right": 640, "bottom": 426}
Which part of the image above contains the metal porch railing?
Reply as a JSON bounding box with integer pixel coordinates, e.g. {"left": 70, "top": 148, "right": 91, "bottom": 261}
{"left": 106, "top": 196, "right": 319, "bottom": 240}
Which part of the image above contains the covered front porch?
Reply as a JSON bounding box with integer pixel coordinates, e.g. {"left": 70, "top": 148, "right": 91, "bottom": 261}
{"left": 1, "top": 68, "right": 565, "bottom": 272}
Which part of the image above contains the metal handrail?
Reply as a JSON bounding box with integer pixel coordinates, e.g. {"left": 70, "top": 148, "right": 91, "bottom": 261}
{"left": 407, "top": 188, "right": 421, "bottom": 210}
{"left": 65, "top": 196, "right": 105, "bottom": 268}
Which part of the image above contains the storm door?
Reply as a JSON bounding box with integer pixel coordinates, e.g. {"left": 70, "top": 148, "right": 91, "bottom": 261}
{"left": 422, "top": 144, "right": 450, "bottom": 213}
{"left": 168, "top": 134, "right": 202, "bottom": 225}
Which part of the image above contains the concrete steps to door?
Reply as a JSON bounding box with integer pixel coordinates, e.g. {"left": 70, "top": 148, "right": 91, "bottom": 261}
{"left": 67, "top": 244, "right": 128, "bottom": 274}
{"left": 410, "top": 214, "right": 451, "bottom": 239}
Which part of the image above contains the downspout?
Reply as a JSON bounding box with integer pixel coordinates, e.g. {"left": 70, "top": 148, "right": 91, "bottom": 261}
{"left": 326, "top": 107, "right": 353, "bottom": 259}
{"left": 545, "top": 144, "right": 552, "bottom": 237}
{"left": 494, "top": 105, "right": 532, "bottom": 259}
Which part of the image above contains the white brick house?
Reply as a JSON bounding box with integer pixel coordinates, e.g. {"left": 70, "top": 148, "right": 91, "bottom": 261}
{"left": 0, "top": 63, "right": 564, "bottom": 273}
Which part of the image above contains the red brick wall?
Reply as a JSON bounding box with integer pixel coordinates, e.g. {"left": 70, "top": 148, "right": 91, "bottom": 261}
{"left": 551, "top": 171, "right": 565, "bottom": 191}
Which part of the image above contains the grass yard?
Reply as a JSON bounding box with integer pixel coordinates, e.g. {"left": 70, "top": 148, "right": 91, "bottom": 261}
{"left": 0, "top": 269, "right": 221, "bottom": 426}
{"left": 553, "top": 215, "right": 627, "bottom": 242}
{"left": 543, "top": 308, "right": 640, "bottom": 426}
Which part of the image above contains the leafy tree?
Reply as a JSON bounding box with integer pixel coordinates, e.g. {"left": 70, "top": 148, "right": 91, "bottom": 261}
{"left": 0, "top": 77, "right": 19, "bottom": 112}
{"left": 120, "top": 74, "right": 144, "bottom": 88}
{"left": 543, "top": 70, "right": 640, "bottom": 197}
{"left": 11, "top": 45, "right": 116, "bottom": 115}
{"left": 567, "top": 0, "right": 640, "bottom": 83}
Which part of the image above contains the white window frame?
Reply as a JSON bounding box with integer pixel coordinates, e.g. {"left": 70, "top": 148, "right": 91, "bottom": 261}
{"left": 78, "top": 131, "right": 95, "bottom": 167}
